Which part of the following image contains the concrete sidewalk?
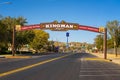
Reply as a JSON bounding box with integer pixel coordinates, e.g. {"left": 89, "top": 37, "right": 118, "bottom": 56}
{"left": 90, "top": 53, "right": 120, "bottom": 65}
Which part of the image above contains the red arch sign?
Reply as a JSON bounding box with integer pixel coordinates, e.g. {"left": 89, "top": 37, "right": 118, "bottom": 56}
{"left": 16, "top": 21, "right": 104, "bottom": 33}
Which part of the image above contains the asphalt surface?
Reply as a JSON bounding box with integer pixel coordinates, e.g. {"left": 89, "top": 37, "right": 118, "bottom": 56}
{"left": 0, "top": 53, "right": 120, "bottom": 80}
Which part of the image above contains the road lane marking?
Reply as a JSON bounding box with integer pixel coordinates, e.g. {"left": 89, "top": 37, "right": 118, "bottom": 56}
{"left": 79, "top": 74, "right": 120, "bottom": 77}
{"left": 80, "top": 71, "right": 102, "bottom": 72}
{"left": 80, "top": 68, "right": 120, "bottom": 70}
{"left": 0, "top": 54, "right": 71, "bottom": 77}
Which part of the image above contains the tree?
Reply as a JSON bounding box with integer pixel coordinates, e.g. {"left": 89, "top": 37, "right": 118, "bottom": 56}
{"left": 107, "top": 37, "right": 114, "bottom": 48}
{"left": 30, "top": 30, "right": 49, "bottom": 53}
{"left": 16, "top": 30, "right": 35, "bottom": 51}
{"left": 94, "top": 34, "right": 103, "bottom": 52}
{"left": 46, "top": 40, "right": 55, "bottom": 52}
{"left": 106, "top": 20, "right": 120, "bottom": 57}
{"left": 0, "top": 16, "right": 27, "bottom": 53}
{"left": 1, "top": 16, "right": 27, "bottom": 42}
{"left": 0, "top": 20, "right": 8, "bottom": 52}
{"left": 86, "top": 43, "right": 93, "bottom": 52}
{"left": 15, "top": 16, "right": 27, "bottom": 26}
{"left": 118, "top": 27, "right": 120, "bottom": 47}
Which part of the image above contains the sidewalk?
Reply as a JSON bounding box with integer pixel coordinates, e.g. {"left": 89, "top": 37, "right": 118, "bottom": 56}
{"left": 90, "top": 53, "right": 120, "bottom": 65}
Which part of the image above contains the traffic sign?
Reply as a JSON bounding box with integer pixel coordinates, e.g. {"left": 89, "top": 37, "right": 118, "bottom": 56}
{"left": 66, "top": 32, "right": 69, "bottom": 37}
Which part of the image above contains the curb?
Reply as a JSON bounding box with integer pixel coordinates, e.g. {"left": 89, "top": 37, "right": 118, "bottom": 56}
{"left": 84, "top": 58, "right": 111, "bottom": 62}
{"left": 110, "top": 59, "right": 120, "bottom": 65}
{"left": 0, "top": 56, "right": 5, "bottom": 58}
{"left": 90, "top": 53, "right": 120, "bottom": 65}
{"left": 5, "top": 56, "right": 32, "bottom": 59}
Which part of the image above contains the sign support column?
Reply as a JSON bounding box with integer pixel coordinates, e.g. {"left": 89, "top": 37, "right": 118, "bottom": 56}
{"left": 12, "top": 26, "right": 15, "bottom": 56}
{"left": 104, "top": 28, "right": 107, "bottom": 59}
{"left": 66, "top": 32, "right": 69, "bottom": 48}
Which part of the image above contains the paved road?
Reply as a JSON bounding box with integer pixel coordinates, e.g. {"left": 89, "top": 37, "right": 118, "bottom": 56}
{"left": 0, "top": 53, "right": 120, "bottom": 80}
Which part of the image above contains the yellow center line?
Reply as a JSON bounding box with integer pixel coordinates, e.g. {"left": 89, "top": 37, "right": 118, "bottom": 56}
{"left": 0, "top": 54, "right": 71, "bottom": 77}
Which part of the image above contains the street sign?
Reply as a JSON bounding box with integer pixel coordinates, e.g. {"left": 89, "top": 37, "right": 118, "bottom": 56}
{"left": 21, "top": 24, "right": 40, "bottom": 31}
{"left": 19, "top": 21, "right": 101, "bottom": 33}
{"left": 66, "top": 32, "right": 69, "bottom": 37}
{"left": 99, "top": 27, "right": 105, "bottom": 33}
{"left": 78, "top": 25, "right": 99, "bottom": 32}
{"left": 15, "top": 25, "right": 21, "bottom": 31}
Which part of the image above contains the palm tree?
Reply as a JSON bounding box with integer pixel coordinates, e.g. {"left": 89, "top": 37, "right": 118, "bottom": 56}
{"left": 0, "top": 16, "right": 27, "bottom": 54}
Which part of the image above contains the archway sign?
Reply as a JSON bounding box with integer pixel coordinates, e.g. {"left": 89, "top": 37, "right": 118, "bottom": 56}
{"left": 15, "top": 21, "right": 107, "bottom": 59}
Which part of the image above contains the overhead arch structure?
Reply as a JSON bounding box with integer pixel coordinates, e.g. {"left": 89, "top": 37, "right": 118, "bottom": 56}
{"left": 13, "top": 21, "right": 107, "bottom": 59}
{"left": 17, "top": 21, "right": 101, "bottom": 32}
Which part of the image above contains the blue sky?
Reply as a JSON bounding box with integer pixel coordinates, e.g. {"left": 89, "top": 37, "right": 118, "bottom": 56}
{"left": 1, "top": 0, "right": 120, "bottom": 43}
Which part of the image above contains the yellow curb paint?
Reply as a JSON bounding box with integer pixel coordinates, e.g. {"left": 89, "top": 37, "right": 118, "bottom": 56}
{"left": 0, "top": 54, "right": 71, "bottom": 77}
{"left": 5, "top": 56, "right": 32, "bottom": 59}
{"left": 84, "top": 58, "right": 109, "bottom": 62}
